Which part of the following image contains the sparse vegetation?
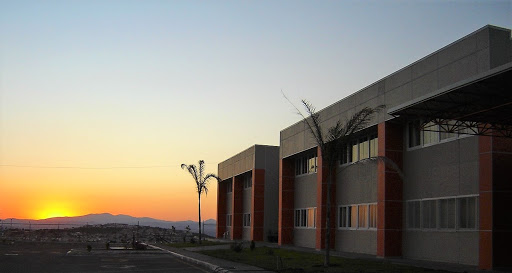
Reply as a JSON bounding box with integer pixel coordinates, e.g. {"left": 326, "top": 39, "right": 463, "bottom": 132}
{"left": 200, "top": 246, "right": 450, "bottom": 273}
{"left": 230, "top": 241, "right": 244, "bottom": 253}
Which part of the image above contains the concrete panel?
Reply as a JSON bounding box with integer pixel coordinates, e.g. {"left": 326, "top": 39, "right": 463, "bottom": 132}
{"left": 438, "top": 35, "right": 477, "bottom": 67}
{"left": 385, "top": 67, "right": 412, "bottom": 91}
{"left": 475, "top": 27, "right": 490, "bottom": 50}
{"left": 412, "top": 71, "right": 438, "bottom": 99}
{"left": 355, "top": 84, "right": 379, "bottom": 106}
{"left": 242, "top": 227, "right": 251, "bottom": 241}
{"left": 264, "top": 147, "right": 280, "bottom": 240}
{"left": 411, "top": 53, "right": 438, "bottom": 79}
{"left": 294, "top": 174, "right": 317, "bottom": 208}
{"left": 437, "top": 54, "right": 478, "bottom": 89}
{"left": 293, "top": 229, "right": 316, "bottom": 248}
{"left": 477, "top": 47, "right": 491, "bottom": 74}
{"left": 226, "top": 193, "right": 232, "bottom": 215}
{"left": 384, "top": 82, "right": 413, "bottom": 110}
{"left": 243, "top": 185, "right": 252, "bottom": 213}
{"left": 404, "top": 138, "right": 480, "bottom": 200}
{"left": 337, "top": 162, "right": 378, "bottom": 205}
{"left": 403, "top": 231, "right": 478, "bottom": 265}
{"left": 489, "top": 27, "right": 512, "bottom": 68}
{"left": 335, "top": 230, "right": 377, "bottom": 255}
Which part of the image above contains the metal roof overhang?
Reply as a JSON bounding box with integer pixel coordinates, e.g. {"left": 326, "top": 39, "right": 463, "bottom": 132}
{"left": 388, "top": 62, "right": 512, "bottom": 137}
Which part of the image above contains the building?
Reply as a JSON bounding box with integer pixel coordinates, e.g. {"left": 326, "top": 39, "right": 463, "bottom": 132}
{"left": 278, "top": 25, "right": 511, "bottom": 270}
{"left": 217, "top": 145, "right": 279, "bottom": 242}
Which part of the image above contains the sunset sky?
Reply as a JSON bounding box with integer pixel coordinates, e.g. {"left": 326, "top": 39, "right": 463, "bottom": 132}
{"left": 1, "top": 1, "right": 510, "bottom": 222}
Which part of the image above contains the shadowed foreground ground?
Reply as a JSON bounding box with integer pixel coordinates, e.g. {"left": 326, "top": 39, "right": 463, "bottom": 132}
{"left": 0, "top": 241, "right": 208, "bottom": 273}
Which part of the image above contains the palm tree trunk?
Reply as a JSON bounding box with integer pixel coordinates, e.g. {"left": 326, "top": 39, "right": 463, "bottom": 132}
{"left": 198, "top": 193, "right": 202, "bottom": 244}
{"left": 324, "top": 165, "right": 332, "bottom": 267}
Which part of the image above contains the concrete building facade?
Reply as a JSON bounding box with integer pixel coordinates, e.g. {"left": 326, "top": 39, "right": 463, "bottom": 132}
{"left": 278, "top": 25, "right": 512, "bottom": 270}
{"left": 217, "top": 145, "right": 279, "bottom": 242}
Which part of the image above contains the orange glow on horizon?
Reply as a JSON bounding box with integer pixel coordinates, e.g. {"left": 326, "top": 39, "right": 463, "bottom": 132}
{"left": 35, "top": 201, "right": 78, "bottom": 220}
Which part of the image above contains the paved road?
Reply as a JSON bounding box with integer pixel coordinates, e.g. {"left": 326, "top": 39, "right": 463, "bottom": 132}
{"left": 0, "top": 242, "right": 209, "bottom": 273}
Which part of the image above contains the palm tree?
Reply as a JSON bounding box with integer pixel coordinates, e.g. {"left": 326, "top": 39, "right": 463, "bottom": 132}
{"left": 285, "top": 94, "right": 385, "bottom": 266}
{"left": 181, "top": 160, "right": 220, "bottom": 244}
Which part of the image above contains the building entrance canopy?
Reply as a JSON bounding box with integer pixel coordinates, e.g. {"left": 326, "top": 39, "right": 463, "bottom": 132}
{"left": 388, "top": 63, "right": 512, "bottom": 137}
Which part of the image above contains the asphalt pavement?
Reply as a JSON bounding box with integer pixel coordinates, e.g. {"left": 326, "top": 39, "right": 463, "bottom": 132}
{"left": 0, "top": 242, "right": 210, "bottom": 273}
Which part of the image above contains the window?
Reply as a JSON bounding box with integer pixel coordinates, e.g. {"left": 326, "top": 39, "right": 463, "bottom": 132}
{"left": 408, "top": 120, "right": 421, "bottom": 148}
{"left": 458, "top": 197, "right": 477, "bottom": 229}
{"left": 351, "top": 141, "right": 358, "bottom": 162}
{"left": 243, "top": 213, "right": 251, "bottom": 227}
{"left": 422, "top": 200, "right": 437, "bottom": 229}
{"left": 408, "top": 119, "right": 472, "bottom": 149}
{"left": 439, "top": 198, "right": 456, "bottom": 229}
{"left": 226, "top": 181, "right": 233, "bottom": 193}
{"left": 226, "top": 214, "right": 232, "bottom": 227}
{"left": 295, "top": 208, "right": 316, "bottom": 228}
{"left": 358, "top": 205, "right": 368, "bottom": 228}
{"left": 243, "top": 175, "right": 252, "bottom": 189}
{"left": 369, "top": 135, "right": 378, "bottom": 158}
{"left": 339, "top": 206, "right": 352, "bottom": 228}
{"left": 369, "top": 204, "right": 377, "bottom": 228}
{"left": 359, "top": 136, "right": 369, "bottom": 160}
{"left": 407, "top": 196, "right": 478, "bottom": 230}
{"left": 406, "top": 201, "right": 421, "bottom": 229}
{"left": 339, "top": 204, "right": 376, "bottom": 229}
{"left": 340, "top": 133, "right": 378, "bottom": 165}
{"left": 422, "top": 121, "right": 440, "bottom": 146}
{"left": 295, "top": 153, "right": 317, "bottom": 176}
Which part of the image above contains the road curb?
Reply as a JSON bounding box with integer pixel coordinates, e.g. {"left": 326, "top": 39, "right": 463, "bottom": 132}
{"left": 148, "top": 244, "right": 230, "bottom": 273}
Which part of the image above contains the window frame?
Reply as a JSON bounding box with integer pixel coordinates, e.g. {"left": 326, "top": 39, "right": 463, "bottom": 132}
{"left": 294, "top": 207, "right": 317, "bottom": 229}
{"left": 243, "top": 213, "right": 251, "bottom": 227}
{"left": 338, "top": 203, "right": 377, "bottom": 230}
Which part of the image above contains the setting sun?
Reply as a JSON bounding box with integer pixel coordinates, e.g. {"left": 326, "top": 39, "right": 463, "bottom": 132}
{"left": 36, "top": 203, "right": 77, "bottom": 220}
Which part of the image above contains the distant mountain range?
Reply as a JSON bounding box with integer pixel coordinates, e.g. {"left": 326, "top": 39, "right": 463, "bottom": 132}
{"left": 1, "top": 213, "right": 217, "bottom": 237}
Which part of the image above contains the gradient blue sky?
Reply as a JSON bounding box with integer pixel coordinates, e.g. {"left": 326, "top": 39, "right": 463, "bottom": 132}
{"left": 1, "top": 0, "right": 511, "bottom": 221}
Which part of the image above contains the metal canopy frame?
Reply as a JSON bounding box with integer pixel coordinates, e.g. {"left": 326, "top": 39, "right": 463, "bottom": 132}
{"left": 389, "top": 63, "right": 512, "bottom": 138}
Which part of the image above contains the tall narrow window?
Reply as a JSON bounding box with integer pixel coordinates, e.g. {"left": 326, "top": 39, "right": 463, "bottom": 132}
{"left": 408, "top": 120, "right": 421, "bottom": 148}
{"left": 243, "top": 213, "right": 251, "bottom": 227}
{"left": 422, "top": 200, "right": 437, "bottom": 229}
{"left": 407, "top": 201, "right": 421, "bottom": 229}
{"left": 369, "top": 135, "right": 378, "bottom": 157}
{"left": 439, "top": 198, "right": 456, "bottom": 229}
{"left": 369, "top": 204, "right": 377, "bottom": 228}
{"left": 359, "top": 137, "right": 369, "bottom": 160}
{"left": 339, "top": 206, "right": 352, "bottom": 228}
{"left": 226, "top": 215, "right": 232, "bottom": 227}
{"left": 422, "top": 121, "right": 439, "bottom": 145}
{"left": 358, "top": 205, "right": 368, "bottom": 228}
{"left": 351, "top": 141, "right": 358, "bottom": 162}
{"left": 458, "top": 197, "right": 477, "bottom": 229}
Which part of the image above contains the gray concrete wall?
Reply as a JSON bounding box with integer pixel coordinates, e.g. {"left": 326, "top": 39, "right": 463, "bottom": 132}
{"left": 335, "top": 160, "right": 378, "bottom": 255}
{"left": 294, "top": 173, "right": 317, "bottom": 209}
{"left": 226, "top": 191, "right": 232, "bottom": 222}
{"left": 293, "top": 229, "right": 316, "bottom": 248}
{"left": 218, "top": 146, "right": 255, "bottom": 180}
{"left": 403, "top": 136, "right": 479, "bottom": 199}
{"left": 280, "top": 25, "right": 511, "bottom": 160}
{"left": 243, "top": 177, "right": 252, "bottom": 213}
{"left": 403, "top": 231, "right": 479, "bottom": 265}
{"left": 336, "top": 161, "right": 378, "bottom": 205}
{"left": 262, "top": 146, "right": 280, "bottom": 241}
{"left": 243, "top": 227, "right": 251, "bottom": 241}
{"left": 402, "top": 136, "right": 479, "bottom": 264}
{"left": 335, "top": 230, "right": 377, "bottom": 254}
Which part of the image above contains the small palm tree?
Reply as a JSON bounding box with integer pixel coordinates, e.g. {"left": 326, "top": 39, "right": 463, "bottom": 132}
{"left": 181, "top": 160, "right": 220, "bottom": 244}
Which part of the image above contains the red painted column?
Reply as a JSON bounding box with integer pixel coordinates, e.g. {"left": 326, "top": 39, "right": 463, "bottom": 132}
{"left": 479, "top": 135, "right": 512, "bottom": 270}
{"left": 251, "top": 169, "right": 265, "bottom": 241}
{"left": 377, "top": 122, "right": 403, "bottom": 257}
{"left": 279, "top": 157, "right": 295, "bottom": 245}
{"left": 316, "top": 147, "right": 336, "bottom": 250}
{"left": 231, "top": 176, "right": 243, "bottom": 240}
{"left": 216, "top": 180, "right": 227, "bottom": 238}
